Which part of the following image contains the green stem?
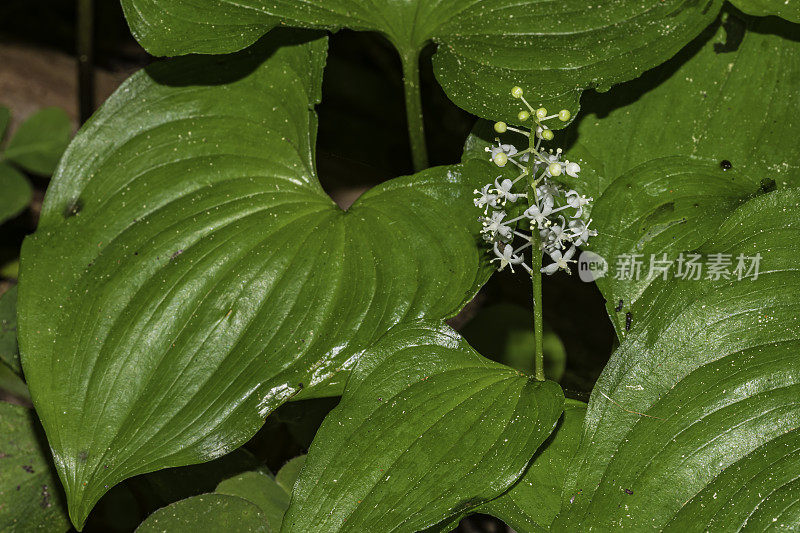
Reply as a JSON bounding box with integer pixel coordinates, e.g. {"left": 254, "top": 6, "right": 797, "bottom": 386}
{"left": 77, "top": 0, "right": 95, "bottom": 124}
{"left": 400, "top": 51, "right": 428, "bottom": 172}
{"left": 527, "top": 135, "right": 546, "bottom": 381}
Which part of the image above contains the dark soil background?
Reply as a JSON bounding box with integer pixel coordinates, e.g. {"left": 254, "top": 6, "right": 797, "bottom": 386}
{"left": 0, "top": 2, "right": 615, "bottom": 531}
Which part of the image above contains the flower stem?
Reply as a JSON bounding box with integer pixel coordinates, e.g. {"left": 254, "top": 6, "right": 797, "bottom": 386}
{"left": 400, "top": 50, "right": 428, "bottom": 172}
{"left": 527, "top": 135, "right": 546, "bottom": 381}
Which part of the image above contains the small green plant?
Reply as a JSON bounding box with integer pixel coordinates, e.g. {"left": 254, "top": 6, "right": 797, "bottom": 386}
{"left": 0, "top": 106, "right": 71, "bottom": 224}
{"left": 2, "top": 2, "right": 800, "bottom": 532}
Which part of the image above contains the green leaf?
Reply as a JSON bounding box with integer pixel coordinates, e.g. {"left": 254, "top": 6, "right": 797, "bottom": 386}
{"left": 0, "top": 402, "right": 70, "bottom": 532}
{"left": 0, "top": 164, "right": 31, "bottom": 225}
{"left": 729, "top": 0, "right": 800, "bottom": 23}
{"left": 0, "top": 285, "right": 21, "bottom": 376}
{"left": 18, "top": 31, "right": 494, "bottom": 528}
{"left": 217, "top": 472, "right": 288, "bottom": 531}
{"left": 566, "top": 13, "right": 800, "bottom": 192}
{"left": 282, "top": 322, "right": 564, "bottom": 532}
{"left": 0, "top": 361, "right": 29, "bottom": 403}
{"left": 3, "top": 108, "right": 71, "bottom": 176}
{"left": 538, "top": 13, "right": 800, "bottom": 333}
{"left": 554, "top": 188, "right": 800, "bottom": 530}
{"left": 478, "top": 399, "right": 587, "bottom": 533}
{"left": 274, "top": 455, "right": 305, "bottom": 493}
{"left": 589, "top": 157, "right": 760, "bottom": 334}
{"left": 135, "top": 493, "right": 268, "bottom": 533}
{"left": 121, "top": 0, "right": 723, "bottom": 124}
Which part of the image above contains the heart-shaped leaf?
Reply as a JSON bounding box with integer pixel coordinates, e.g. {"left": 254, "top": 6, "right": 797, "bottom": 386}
{"left": 554, "top": 188, "right": 800, "bottom": 530}
{"left": 18, "top": 30, "right": 495, "bottom": 528}
{"left": 282, "top": 322, "right": 564, "bottom": 532}
{"left": 477, "top": 399, "right": 587, "bottom": 532}
{"left": 0, "top": 403, "right": 70, "bottom": 532}
{"left": 136, "top": 493, "right": 268, "bottom": 532}
{"left": 120, "top": 0, "right": 723, "bottom": 124}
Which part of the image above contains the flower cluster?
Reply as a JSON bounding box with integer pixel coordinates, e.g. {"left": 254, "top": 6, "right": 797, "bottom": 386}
{"left": 474, "top": 86, "right": 597, "bottom": 276}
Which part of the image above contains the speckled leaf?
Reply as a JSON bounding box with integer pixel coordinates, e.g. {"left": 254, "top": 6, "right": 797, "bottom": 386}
{"left": 554, "top": 188, "right": 800, "bottom": 530}
{"left": 4, "top": 108, "right": 71, "bottom": 176}
{"left": 565, "top": 13, "right": 800, "bottom": 193}
{"left": 120, "top": 0, "right": 722, "bottom": 125}
{"left": 729, "top": 0, "right": 800, "bottom": 23}
{"left": 477, "top": 399, "right": 586, "bottom": 533}
{"left": 18, "top": 31, "right": 494, "bottom": 529}
{"left": 136, "top": 493, "right": 268, "bottom": 532}
{"left": 217, "top": 472, "right": 288, "bottom": 531}
{"left": 588, "top": 157, "right": 764, "bottom": 334}
{"left": 0, "top": 403, "right": 70, "bottom": 532}
{"left": 282, "top": 322, "right": 564, "bottom": 532}
{"left": 0, "top": 164, "right": 32, "bottom": 225}
{"left": 516, "top": 12, "right": 800, "bottom": 334}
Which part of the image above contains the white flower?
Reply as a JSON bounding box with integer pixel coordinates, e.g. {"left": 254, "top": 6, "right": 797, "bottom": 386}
{"left": 569, "top": 219, "right": 597, "bottom": 246}
{"left": 494, "top": 177, "right": 526, "bottom": 204}
{"left": 473, "top": 184, "right": 498, "bottom": 213}
{"left": 492, "top": 242, "right": 525, "bottom": 272}
{"left": 566, "top": 190, "right": 592, "bottom": 218}
{"left": 471, "top": 85, "right": 596, "bottom": 277}
{"left": 541, "top": 246, "right": 577, "bottom": 275}
{"left": 543, "top": 215, "right": 569, "bottom": 250}
{"left": 481, "top": 211, "right": 513, "bottom": 241}
{"left": 565, "top": 161, "right": 581, "bottom": 177}
{"left": 524, "top": 198, "right": 553, "bottom": 228}
{"left": 485, "top": 142, "right": 529, "bottom": 168}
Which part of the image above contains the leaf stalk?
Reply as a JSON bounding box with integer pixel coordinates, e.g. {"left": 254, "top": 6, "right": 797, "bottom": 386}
{"left": 400, "top": 50, "right": 429, "bottom": 171}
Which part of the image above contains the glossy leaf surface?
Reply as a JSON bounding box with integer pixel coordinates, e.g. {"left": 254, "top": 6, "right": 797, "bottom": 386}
{"left": 121, "top": 0, "right": 723, "bottom": 124}
{"left": 554, "top": 189, "right": 800, "bottom": 530}
{"left": 478, "top": 399, "right": 587, "bottom": 532}
{"left": 18, "top": 31, "right": 495, "bottom": 528}
{"left": 566, "top": 13, "right": 800, "bottom": 191}
{"left": 283, "top": 322, "right": 564, "bottom": 532}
